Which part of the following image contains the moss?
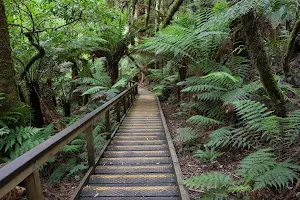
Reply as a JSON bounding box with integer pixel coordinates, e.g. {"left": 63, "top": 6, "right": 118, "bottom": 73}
{"left": 241, "top": 11, "right": 286, "bottom": 117}
{"left": 0, "top": 0, "right": 21, "bottom": 112}
{"left": 283, "top": 20, "right": 300, "bottom": 83}
{"left": 162, "top": 0, "right": 184, "bottom": 29}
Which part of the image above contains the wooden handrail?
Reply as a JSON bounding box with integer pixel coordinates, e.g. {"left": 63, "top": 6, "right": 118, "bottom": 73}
{"left": 0, "top": 83, "right": 138, "bottom": 199}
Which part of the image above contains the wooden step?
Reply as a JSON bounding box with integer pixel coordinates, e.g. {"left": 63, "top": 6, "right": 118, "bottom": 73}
{"left": 99, "top": 157, "right": 172, "bottom": 165}
{"left": 103, "top": 150, "right": 170, "bottom": 158}
{"left": 107, "top": 145, "right": 169, "bottom": 151}
{"left": 88, "top": 173, "right": 177, "bottom": 184}
{"left": 95, "top": 165, "right": 174, "bottom": 174}
{"left": 80, "top": 186, "right": 179, "bottom": 197}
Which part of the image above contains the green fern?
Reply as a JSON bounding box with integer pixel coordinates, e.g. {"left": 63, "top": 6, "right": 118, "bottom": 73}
{"left": 74, "top": 58, "right": 128, "bottom": 101}
{"left": 5, "top": 124, "right": 55, "bottom": 160}
{"left": 184, "top": 172, "right": 233, "bottom": 191}
{"left": 49, "top": 158, "right": 77, "bottom": 184}
{"left": 194, "top": 146, "right": 224, "bottom": 163}
{"left": 62, "top": 144, "right": 82, "bottom": 153}
{"left": 194, "top": 102, "right": 224, "bottom": 121}
{"left": 237, "top": 149, "right": 300, "bottom": 190}
{"left": 176, "top": 128, "right": 198, "bottom": 143}
{"left": 207, "top": 126, "right": 232, "bottom": 148}
{"left": 187, "top": 115, "right": 223, "bottom": 126}
{"left": 185, "top": 149, "right": 300, "bottom": 199}
{"left": 69, "top": 162, "right": 88, "bottom": 175}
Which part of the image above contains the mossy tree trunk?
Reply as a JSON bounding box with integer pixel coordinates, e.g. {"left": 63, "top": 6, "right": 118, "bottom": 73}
{"left": 162, "top": 0, "right": 183, "bottom": 28}
{"left": 129, "top": 0, "right": 138, "bottom": 25}
{"left": 0, "top": 0, "right": 21, "bottom": 112}
{"left": 145, "top": 0, "right": 152, "bottom": 27}
{"left": 283, "top": 19, "right": 300, "bottom": 83}
{"left": 241, "top": 11, "right": 286, "bottom": 117}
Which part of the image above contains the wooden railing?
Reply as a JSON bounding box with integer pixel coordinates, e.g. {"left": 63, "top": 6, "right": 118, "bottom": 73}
{"left": 0, "top": 83, "right": 138, "bottom": 200}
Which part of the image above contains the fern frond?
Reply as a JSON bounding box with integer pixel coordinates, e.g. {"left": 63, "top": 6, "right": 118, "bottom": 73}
{"left": 69, "top": 163, "right": 88, "bottom": 175}
{"left": 82, "top": 86, "right": 109, "bottom": 96}
{"left": 187, "top": 115, "right": 223, "bottom": 126}
{"left": 176, "top": 127, "right": 198, "bottom": 143}
{"left": 201, "top": 72, "right": 240, "bottom": 88}
{"left": 253, "top": 166, "right": 297, "bottom": 190}
{"left": 195, "top": 91, "right": 224, "bottom": 101}
{"left": 226, "top": 56, "right": 250, "bottom": 79}
{"left": 237, "top": 149, "right": 277, "bottom": 181}
{"left": 62, "top": 144, "right": 82, "bottom": 153}
{"left": 207, "top": 126, "right": 232, "bottom": 148}
{"left": 222, "top": 88, "right": 249, "bottom": 105}
{"left": 182, "top": 84, "right": 226, "bottom": 93}
{"left": 184, "top": 173, "right": 233, "bottom": 190}
{"left": 194, "top": 102, "right": 224, "bottom": 120}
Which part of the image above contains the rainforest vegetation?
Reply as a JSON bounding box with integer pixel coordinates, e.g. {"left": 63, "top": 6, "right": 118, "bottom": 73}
{"left": 1, "top": 0, "right": 300, "bottom": 199}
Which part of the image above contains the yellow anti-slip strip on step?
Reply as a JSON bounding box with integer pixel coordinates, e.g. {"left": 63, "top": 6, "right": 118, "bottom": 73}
{"left": 104, "top": 150, "right": 168, "bottom": 154}
{"left": 115, "top": 132, "right": 164, "bottom": 135}
{"left": 111, "top": 140, "right": 165, "bottom": 143}
{"left": 108, "top": 145, "right": 168, "bottom": 148}
{"left": 101, "top": 157, "right": 169, "bottom": 161}
{"left": 113, "top": 136, "right": 164, "bottom": 139}
{"left": 97, "top": 165, "right": 172, "bottom": 170}
{"left": 90, "top": 174, "right": 175, "bottom": 179}
{"left": 83, "top": 186, "right": 178, "bottom": 191}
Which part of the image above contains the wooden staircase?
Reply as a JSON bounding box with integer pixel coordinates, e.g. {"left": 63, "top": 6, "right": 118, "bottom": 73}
{"left": 78, "top": 88, "right": 189, "bottom": 200}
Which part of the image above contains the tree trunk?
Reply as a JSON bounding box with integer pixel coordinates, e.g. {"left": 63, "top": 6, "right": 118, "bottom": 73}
{"left": 83, "top": 95, "right": 89, "bottom": 105}
{"left": 179, "top": 56, "right": 188, "bottom": 81}
{"left": 63, "top": 101, "right": 71, "bottom": 117}
{"left": 162, "top": 0, "right": 184, "bottom": 28}
{"left": 110, "top": 63, "right": 119, "bottom": 85}
{"left": 0, "top": 0, "right": 21, "bottom": 112}
{"left": 283, "top": 19, "right": 300, "bottom": 83}
{"left": 242, "top": 11, "right": 286, "bottom": 117}
{"left": 27, "top": 81, "right": 44, "bottom": 127}
{"left": 146, "top": 0, "right": 152, "bottom": 27}
{"left": 129, "top": 0, "right": 138, "bottom": 25}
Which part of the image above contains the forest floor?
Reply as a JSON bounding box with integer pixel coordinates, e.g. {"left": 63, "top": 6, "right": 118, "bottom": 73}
{"left": 161, "top": 101, "right": 253, "bottom": 200}
{"left": 161, "top": 100, "right": 300, "bottom": 200}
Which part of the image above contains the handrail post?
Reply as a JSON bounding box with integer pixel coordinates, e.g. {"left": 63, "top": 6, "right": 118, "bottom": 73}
{"left": 127, "top": 94, "right": 130, "bottom": 109}
{"left": 134, "top": 86, "right": 137, "bottom": 99}
{"left": 105, "top": 110, "right": 110, "bottom": 133}
{"left": 116, "top": 102, "right": 121, "bottom": 122}
{"left": 131, "top": 88, "right": 134, "bottom": 104}
{"left": 24, "top": 170, "right": 43, "bottom": 200}
{"left": 123, "top": 96, "right": 127, "bottom": 114}
{"left": 129, "top": 89, "right": 132, "bottom": 106}
{"left": 86, "top": 125, "right": 95, "bottom": 167}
